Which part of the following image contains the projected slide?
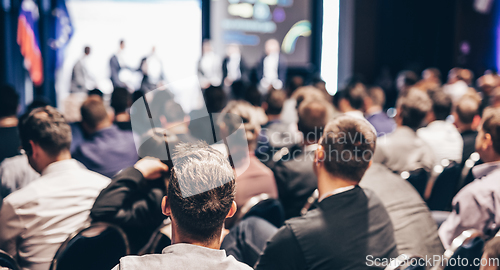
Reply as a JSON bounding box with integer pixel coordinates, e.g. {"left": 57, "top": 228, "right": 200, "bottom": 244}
{"left": 56, "top": 0, "right": 202, "bottom": 112}
{"left": 210, "top": 0, "right": 311, "bottom": 67}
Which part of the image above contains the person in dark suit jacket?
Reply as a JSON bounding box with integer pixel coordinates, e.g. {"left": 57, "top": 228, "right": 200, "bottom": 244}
{"left": 222, "top": 44, "right": 248, "bottom": 87}
{"left": 360, "top": 163, "right": 444, "bottom": 261}
{"left": 257, "top": 39, "right": 287, "bottom": 93}
{"left": 72, "top": 97, "right": 138, "bottom": 178}
{"left": 269, "top": 99, "right": 333, "bottom": 219}
{"left": 110, "top": 40, "right": 127, "bottom": 88}
{"left": 255, "top": 115, "right": 398, "bottom": 270}
{"left": 452, "top": 95, "right": 481, "bottom": 168}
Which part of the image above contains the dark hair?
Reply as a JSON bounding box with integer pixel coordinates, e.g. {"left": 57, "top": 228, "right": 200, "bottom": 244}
{"left": 484, "top": 237, "right": 500, "bottom": 269}
{"left": 244, "top": 85, "right": 262, "bottom": 107}
{"left": 264, "top": 89, "right": 287, "bottom": 115}
{"left": 204, "top": 86, "right": 226, "bottom": 113}
{"left": 84, "top": 46, "right": 90, "bottom": 55}
{"left": 481, "top": 107, "right": 500, "bottom": 155}
{"left": 18, "top": 106, "right": 71, "bottom": 156}
{"left": 398, "top": 70, "right": 419, "bottom": 87}
{"left": 298, "top": 99, "right": 332, "bottom": 142}
{"left": 397, "top": 89, "right": 432, "bottom": 129}
{"left": 80, "top": 98, "right": 109, "bottom": 129}
{"left": 320, "top": 115, "right": 376, "bottom": 181}
{"left": 343, "top": 83, "right": 367, "bottom": 110}
{"left": 0, "top": 85, "right": 19, "bottom": 118}
{"left": 455, "top": 97, "right": 479, "bottom": 124}
{"left": 88, "top": 88, "right": 104, "bottom": 98}
{"left": 110, "top": 87, "right": 131, "bottom": 114}
{"left": 164, "top": 101, "right": 185, "bottom": 123}
{"left": 168, "top": 142, "right": 235, "bottom": 242}
{"left": 119, "top": 40, "right": 125, "bottom": 46}
{"left": 429, "top": 90, "right": 452, "bottom": 121}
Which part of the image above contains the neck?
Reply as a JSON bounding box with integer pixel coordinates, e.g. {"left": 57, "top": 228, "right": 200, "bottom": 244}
{"left": 316, "top": 169, "right": 358, "bottom": 200}
{"left": 91, "top": 120, "right": 112, "bottom": 134}
{"left": 115, "top": 112, "right": 130, "bottom": 122}
{"left": 40, "top": 150, "right": 72, "bottom": 173}
{"left": 366, "top": 106, "right": 382, "bottom": 115}
{"left": 0, "top": 116, "right": 18, "bottom": 127}
{"left": 171, "top": 220, "right": 221, "bottom": 250}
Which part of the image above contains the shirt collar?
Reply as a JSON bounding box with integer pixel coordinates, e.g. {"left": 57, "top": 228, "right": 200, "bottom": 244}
{"left": 318, "top": 185, "right": 356, "bottom": 202}
{"left": 472, "top": 161, "right": 500, "bottom": 179}
{"left": 41, "top": 159, "right": 85, "bottom": 176}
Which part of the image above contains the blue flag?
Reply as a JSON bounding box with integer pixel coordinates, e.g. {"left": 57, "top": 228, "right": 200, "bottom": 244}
{"left": 51, "top": 0, "right": 73, "bottom": 70}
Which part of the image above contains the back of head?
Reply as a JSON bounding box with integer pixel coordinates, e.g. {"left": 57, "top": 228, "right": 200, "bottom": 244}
{"left": 164, "top": 101, "right": 186, "bottom": 123}
{"left": 204, "top": 86, "right": 226, "bottom": 113}
{"left": 483, "top": 237, "right": 500, "bottom": 269}
{"left": 423, "top": 68, "right": 441, "bottom": 82}
{"left": 0, "top": 85, "right": 19, "bottom": 118}
{"left": 292, "top": 86, "right": 329, "bottom": 108}
{"left": 344, "top": 83, "right": 367, "bottom": 110}
{"left": 88, "top": 88, "right": 104, "bottom": 99}
{"left": 429, "top": 90, "right": 452, "bottom": 121}
{"left": 298, "top": 99, "right": 333, "bottom": 142}
{"left": 19, "top": 106, "right": 71, "bottom": 157}
{"left": 397, "top": 71, "right": 418, "bottom": 89}
{"left": 481, "top": 107, "right": 500, "bottom": 155}
{"left": 367, "top": 86, "right": 386, "bottom": 108}
{"left": 397, "top": 89, "right": 432, "bottom": 129}
{"left": 80, "top": 98, "right": 109, "bottom": 130}
{"left": 111, "top": 87, "right": 131, "bottom": 114}
{"left": 455, "top": 96, "right": 479, "bottom": 125}
{"left": 168, "top": 142, "right": 235, "bottom": 242}
{"left": 219, "top": 100, "right": 260, "bottom": 148}
{"left": 264, "top": 89, "right": 287, "bottom": 115}
{"left": 320, "top": 115, "right": 376, "bottom": 181}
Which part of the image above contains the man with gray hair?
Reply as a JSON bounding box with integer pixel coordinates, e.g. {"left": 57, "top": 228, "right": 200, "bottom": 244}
{"left": 112, "top": 142, "right": 252, "bottom": 270}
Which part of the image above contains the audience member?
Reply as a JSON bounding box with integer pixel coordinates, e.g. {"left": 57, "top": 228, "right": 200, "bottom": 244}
{"left": 337, "top": 83, "right": 367, "bottom": 119}
{"left": 374, "top": 89, "right": 435, "bottom": 173}
{"left": 270, "top": 99, "right": 333, "bottom": 219}
{"left": 0, "top": 106, "right": 110, "bottom": 270}
{"left": 396, "top": 70, "right": 418, "bottom": 96}
{"left": 477, "top": 73, "right": 500, "bottom": 113}
{"left": 255, "top": 115, "right": 398, "bottom": 270}
{"left": 111, "top": 87, "right": 132, "bottom": 130}
{"left": 364, "top": 86, "right": 396, "bottom": 136}
{"left": 280, "top": 86, "right": 330, "bottom": 125}
{"left": 443, "top": 68, "right": 469, "bottom": 103}
{"left": 218, "top": 101, "right": 278, "bottom": 211}
{"left": 112, "top": 142, "right": 252, "bottom": 270}
{"left": 0, "top": 154, "right": 39, "bottom": 200}
{"left": 91, "top": 157, "right": 169, "bottom": 253}
{"left": 417, "top": 90, "right": 463, "bottom": 164}
{"left": 189, "top": 85, "right": 226, "bottom": 141}
{"left": 0, "top": 85, "right": 21, "bottom": 163}
{"left": 439, "top": 107, "right": 500, "bottom": 248}
{"left": 360, "top": 163, "right": 444, "bottom": 260}
{"left": 256, "top": 89, "right": 300, "bottom": 160}
{"left": 453, "top": 96, "right": 481, "bottom": 166}
{"left": 72, "top": 98, "right": 138, "bottom": 177}
{"left": 480, "top": 237, "right": 500, "bottom": 270}
{"left": 419, "top": 67, "right": 442, "bottom": 90}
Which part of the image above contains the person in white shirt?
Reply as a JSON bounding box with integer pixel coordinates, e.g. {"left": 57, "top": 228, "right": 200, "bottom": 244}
{"left": 70, "top": 46, "right": 95, "bottom": 93}
{"left": 258, "top": 39, "right": 287, "bottom": 94}
{"left": 417, "top": 90, "right": 463, "bottom": 164}
{"left": 198, "top": 40, "right": 222, "bottom": 89}
{"left": 0, "top": 106, "right": 110, "bottom": 270}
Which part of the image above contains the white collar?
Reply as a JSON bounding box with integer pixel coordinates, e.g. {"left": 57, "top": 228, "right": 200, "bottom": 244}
{"left": 318, "top": 185, "right": 356, "bottom": 202}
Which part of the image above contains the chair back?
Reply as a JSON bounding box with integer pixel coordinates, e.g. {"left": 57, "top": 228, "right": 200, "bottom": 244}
{"left": 237, "top": 193, "right": 285, "bottom": 228}
{"left": 401, "top": 168, "right": 429, "bottom": 198}
{"left": 50, "top": 222, "right": 130, "bottom": 270}
{"left": 0, "top": 250, "right": 20, "bottom": 270}
{"left": 139, "top": 219, "right": 172, "bottom": 255}
{"left": 427, "top": 161, "right": 462, "bottom": 211}
{"left": 440, "top": 229, "right": 484, "bottom": 270}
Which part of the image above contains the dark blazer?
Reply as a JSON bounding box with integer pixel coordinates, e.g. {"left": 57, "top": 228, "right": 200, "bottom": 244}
{"left": 110, "top": 55, "right": 125, "bottom": 88}
{"left": 90, "top": 167, "right": 166, "bottom": 253}
{"left": 256, "top": 54, "right": 287, "bottom": 85}
{"left": 222, "top": 56, "right": 248, "bottom": 83}
{"left": 360, "top": 163, "right": 444, "bottom": 259}
{"left": 269, "top": 144, "right": 318, "bottom": 219}
{"left": 255, "top": 186, "right": 399, "bottom": 270}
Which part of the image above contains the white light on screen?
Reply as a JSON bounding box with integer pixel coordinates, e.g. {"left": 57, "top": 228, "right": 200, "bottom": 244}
{"left": 320, "top": 0, "right": 340, "bottom": 96}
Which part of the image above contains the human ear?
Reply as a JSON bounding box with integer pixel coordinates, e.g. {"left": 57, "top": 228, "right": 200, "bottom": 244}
{"left": 161, "top": 196, "right": 171, "bottom": 217}
{"left": 225, "top": 201, "right": 237, "bottom": 218}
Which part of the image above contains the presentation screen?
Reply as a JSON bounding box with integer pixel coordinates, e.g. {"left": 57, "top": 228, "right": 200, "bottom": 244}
{"left": 57, "top": 0, "right": 202, "bottom": 112}
{"left": 210, "top": 0, "right": 312, "bottom": 68}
